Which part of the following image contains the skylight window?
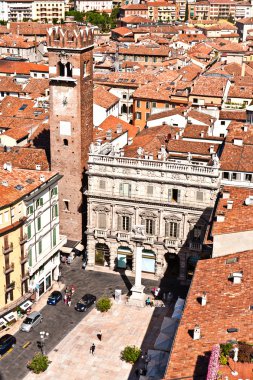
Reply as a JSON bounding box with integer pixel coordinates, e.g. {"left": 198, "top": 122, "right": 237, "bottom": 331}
{"left": 15, "top": 184, "right": 24, "bottom": 190}
{"left": 19, "top": 104, "right": 28, "bottom": 111}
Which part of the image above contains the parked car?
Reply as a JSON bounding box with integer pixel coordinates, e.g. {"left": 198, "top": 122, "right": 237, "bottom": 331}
{"left": 47, "top": 291, "right": 62, "bottom": 305}
{"left": 0, "top": 334, "right": 16, "bottom": 357}
{"left": 75, "top": 294, "right": 96, "bottom": 312}
{"left": 20, "top": 311, "right": 43, "bottom": 332}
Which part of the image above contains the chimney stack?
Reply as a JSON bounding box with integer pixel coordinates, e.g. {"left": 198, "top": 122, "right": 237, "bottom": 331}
{"left": 201, "top": 292, "right": 207, "bottom": 306}
{"left": 227, "top": 200, "right": 233, "bottom": 210}
{"left": 193, "top": 325, "right": 201, "bottom": 340}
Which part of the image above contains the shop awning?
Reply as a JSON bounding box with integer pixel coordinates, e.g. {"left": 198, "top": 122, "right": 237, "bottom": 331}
{"left": 61, "top": 246, "right": 73, "bottom": 254}
{"left": 75, "top": 243, "right": 84, "bottom": 251}
{"left": 4, "top": 312, "right": 16, "bottom": 323}
{"left": 20, "top": 300, "right": 33, "bottom": 312}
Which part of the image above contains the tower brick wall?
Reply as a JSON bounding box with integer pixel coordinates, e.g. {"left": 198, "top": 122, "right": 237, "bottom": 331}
{"left": 48, "top": 25, "right": 94, "bottom": 242}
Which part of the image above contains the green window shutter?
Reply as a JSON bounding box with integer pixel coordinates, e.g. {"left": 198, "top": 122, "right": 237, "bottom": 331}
{"left": 152, "top": 220, "right": 155, "bottom": 235}
{"left": 128, "top": 184, "right": 132, "bottom": 197}
{"left": 128, "top": 216, "right": 132, "bottom": 232}
{"left": 27, "top": 224, "right": 32, "bottom": 239}
{"left": 40, "top": 197, "right": 43, "bottom": 206}
{"left": 55, "top": 205, "right": 58, "bottom": 217}
{"left": 37, "top": 217, "right": 41, "bottom": 231}
{"left": 177, "top": 189, "right": 181, "bottom": 203}
{"left": 38, "top": 240, "right": 42, "bottom": 254}
{"left": 28, "top": 249, "right": 32, "bottom": 266}
{"left": 53, "top": 227, "right": 57, "bottom": 246}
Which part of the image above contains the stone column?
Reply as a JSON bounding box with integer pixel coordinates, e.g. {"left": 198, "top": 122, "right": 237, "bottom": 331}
{"left": 86, "top": 237, "right": 96, "bottom": 269}
{"left": 109, "top": 243, "right": 117, "bottom": 271}
{"left": 128, "top": 226, "right": 146, "bottom": 307}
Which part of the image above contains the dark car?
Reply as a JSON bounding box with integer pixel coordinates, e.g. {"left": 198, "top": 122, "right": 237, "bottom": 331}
{"left": 0, "top": 334, "right": 16, "bottom": 357}
{"left": 75, "top": 294, "right": 96, "bottom": 312}
{"left": 47, "top": 291, "right": 62, "bottom": 305}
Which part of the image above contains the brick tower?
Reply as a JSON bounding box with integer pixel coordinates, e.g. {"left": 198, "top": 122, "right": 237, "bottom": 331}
{"left": 48, "top": 24, "right": 94, "bottom": 242}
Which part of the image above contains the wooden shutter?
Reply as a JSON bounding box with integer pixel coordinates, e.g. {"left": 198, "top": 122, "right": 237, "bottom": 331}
{"left": 119, "top": 183, "right": 123, "bottom": 196}
{"left": 196, "top": 191, "right": 203, "bottom": 202}
{"left": 168, "top": 189, "right": 172, "bottom": 202}
{"left": 37, "top": 217, "right": 41, "bottom": 231}
{"left": 118, "top": 215, "right": 122, "bottom": 231}
{"left": 128, "top": 184, "right": 132, "bottom": 197}
{"left": 151, "top": 220, "right": 155, "bottom": 235}
{"left": 177, "top": 189, "right": 181, "bottom": 203}
{"left": 98, "top": 213, "right": 106, "bottom": 229}
{"left": 165, "top": 222, "right": 169, "bottom": 237}
{"left": 128, "top": 216, "right": 132, "bottom": 232}
{"left": 147, "top": 185, "right": 153, "bottom": 195}
{"left": 40, "top": 198, "right": 43, "bottom": 206}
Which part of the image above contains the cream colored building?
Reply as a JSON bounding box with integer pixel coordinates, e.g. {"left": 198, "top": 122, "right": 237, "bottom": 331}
{"left": 86, "top": 142, "right": 220, "bottom": 282}
{"left": 33, "top": 0, "right": 65, "bottom": 23}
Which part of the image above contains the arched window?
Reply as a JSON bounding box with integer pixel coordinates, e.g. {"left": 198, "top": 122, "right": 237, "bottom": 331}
{"left": 66, "top": 62, "right": 72, "bottom": 77}
{"left": 121, "top": 104, "right": 127, "bottom": 114}
{"left": 58, "top": 62, "right": 65, "bottom": 76}
{"left": 63, "top": 139, "right": 68, "bottom": 146}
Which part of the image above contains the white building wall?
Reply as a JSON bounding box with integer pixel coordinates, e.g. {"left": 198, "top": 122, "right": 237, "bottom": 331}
{"left": 213, "top": 230, "right": 253, "bottom": 257}
{"left": 93, "top": 104, "right": 107, "bottom": 127}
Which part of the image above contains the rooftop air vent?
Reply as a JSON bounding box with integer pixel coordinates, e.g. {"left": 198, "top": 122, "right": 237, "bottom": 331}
{"left": 15, "top": 184, "right": 24, "bottom": 190}
{"left": 227, "top": 328, "right": 238, "bottom": 333}
{"left": 230, "top": 271, "right": 243, "bottom": 284}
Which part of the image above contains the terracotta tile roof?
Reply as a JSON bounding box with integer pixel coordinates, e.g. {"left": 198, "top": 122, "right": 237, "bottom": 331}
{"left": 9, "top": 22, "right": 52, "bottom": 36}
{"left": 0, "top": 168, "right": 56, "bottom": 208}
{"left": 93, "top": 86, "right": 119, "bottom": 109}
{"left": 121, "top": 15, "right": 152, "bottom": 24}
{"left": 119, "top": 45, "right": 170, "bottom": 57}
{"left": 2, "top": 126, "right": 29, "bottom": 141}
{"left": 0, "top": 146, "right": 49, "bottom": 171}
{"left": 133, "top": 81, "right": 174, "bottom": 101}
{"left": 94, "top": 71, "right": 157, "bottom": 88}
{"left": 111, "top": 27, "right": 133, "bottom": 36}
{"left": 188, "top": 109, "right": 215, "bottom": 125}
{"left": 168, "top": 139, "right": 220, "bottom": 156}
{"left": 236, "top": 17, "right": 253, "bottom": 25}
{"left": 0, "top": 34, "right": 39, "bottom": 48}
{"left": 228, "top": 84, "right": 253, "bottom": 99}
{"left": 147, "top": 107, "right": 186, "bottom": 121}
{"left": 124, "top": 124, "right": 179, "bottom": 158}
{"left": 0, "top": 60, "right": 48, "bottom": 75}
{"left": 0, "top": 96, "right": 47, "bottom": 120}
{"left": 219, "top": 110, "right": 246, "bottom": 121}
{"left": 212, "top": 186, "right": 253, "bottom": 235}
{"left": 23, "top": 78, "right": 49, "bottom": 99}
{"left": 121, "top": 3, "right": 148, "bottom": 9}
{"left": 220, "top": 143, "right": 253, "bottom": 172}
{"left": 0, "top": 76, "right": 23, "bottom": 93}
{"left": 93, "top": 115, "right": 138, "bottom": 141}
{"left": 191, "top": 76, "right": 228, "bottom": 97}
{"left": 226, "top": 121, "right": 253, "bottom": 144}
{"left": 165, "top": 250, "right": 253, "bottom": 380}
{"left": 209, "top": 40, "right": 248, "bottom": 53}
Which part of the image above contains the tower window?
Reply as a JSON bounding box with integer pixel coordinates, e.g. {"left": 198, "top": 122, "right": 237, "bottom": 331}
{"left": 64, "top": 200, "right": 69, "bottom": 211}
{"left": 63, "top": 139, "right": 68, "bottom": 146}
{"left": 59, "top": 61, "right": 65, "bottom": 76}
{"left": 66, "top": 62, "right": 72, "bottom": 77}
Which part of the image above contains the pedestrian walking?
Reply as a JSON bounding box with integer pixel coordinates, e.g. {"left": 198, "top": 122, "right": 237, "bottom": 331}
{"left": 97, "top": 330, "right": 102, "bottom": 341}
{"left": 64, "top": 293, "right": 67, "bottom": 305}
{"left": 90, "top": 343, "right": 95, "bottom": 355}
{"left": 68, "top": 295, "right": 72, "bottom": 307}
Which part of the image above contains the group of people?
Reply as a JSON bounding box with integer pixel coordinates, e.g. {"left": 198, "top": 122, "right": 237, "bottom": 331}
{"left": 64, "top": 285, "right": 75, "bottom": 307}
{"left": 145, "top": 287, "right": 161, "bottom": 306}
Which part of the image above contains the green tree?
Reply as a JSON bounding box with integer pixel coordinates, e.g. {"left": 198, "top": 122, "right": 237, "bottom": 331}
{"left": 121, "top": 346, "right": 142, "bottom": 364}
{"left": 27, "top": 353, "right": 51, "bottom": 374}
{"left": 66, "top": 10, "right": 85, "bottom": 22}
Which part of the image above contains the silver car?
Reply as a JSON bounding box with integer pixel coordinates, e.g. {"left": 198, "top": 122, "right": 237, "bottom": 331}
{"left": 20, "top": 311, "right": 43, "bottom": 332}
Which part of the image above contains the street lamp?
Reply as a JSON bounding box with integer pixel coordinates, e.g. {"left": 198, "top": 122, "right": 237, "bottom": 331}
{"left": 39, "top": 331, "right": 49, "bottom": 355}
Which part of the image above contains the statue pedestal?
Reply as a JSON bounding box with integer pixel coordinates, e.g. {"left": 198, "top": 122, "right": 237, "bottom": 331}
{"left": 128, "top": 284, "right": 145, "bottom": 307}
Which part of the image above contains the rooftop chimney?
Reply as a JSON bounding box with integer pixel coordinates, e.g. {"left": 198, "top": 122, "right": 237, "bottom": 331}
{"left": 128, "top": 137, "right": 133, "bottom": 145}
{"left": 227, "top": 200, "right": 233, "bottom": 210}
{"left": 2, "top": 180, "right": 8, "bottom": 187}
{"left": 193, "top": 325, "right": 201, "bottom": 340}
{"left": 222, "top": 191, "right": 230, "bottom": 199}
{"left": 200, "top": 131, "right": 204, "bottom": 138}
{"left": 117, "top": 124, "right": 123, "bottom": 134}
{"left": 233, "top": 138, "right": 243, "bottom": 146}
{"left": 40, "top": 174, "right": 45, "bottom": 182}
{"left": 3, "top": 162, "right": 12, "bottom": 172}
{"left": 245, "top": 195, "right": 253, "bottom": 205}
{"left": 231, "top": 272, "right": 243, "bottom": 284}
{"left": 175, "top": 132, "right": 180, "bottom": 140}
{"left": 36, "top": 164, "right": 41, "bottom": 171}
{"left": 242, "top": 125, "right": 248, "bottom": 132}
{"left": 209, "top": 145, "right": 215, "bottom": 154}
{"left": 106, "top": 130, "right": 112, "bottom": 141}
{"left": 216, "top": 212, "right": 225, "bottom": 222}
{"left": 201, "top": 292, "right": 207, "bottom": 306}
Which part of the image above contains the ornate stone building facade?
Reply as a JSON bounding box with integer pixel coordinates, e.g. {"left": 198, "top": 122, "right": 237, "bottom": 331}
{"left": 86, "top": 144, "right": 220, "bottom": 281}
{"left": 48, "top": 24, "right": 94, "bottom": 242}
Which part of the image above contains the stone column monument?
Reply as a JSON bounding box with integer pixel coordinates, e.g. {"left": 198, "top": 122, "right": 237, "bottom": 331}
{"left": 128, "top": 225, "right": 146, "bottom": 307}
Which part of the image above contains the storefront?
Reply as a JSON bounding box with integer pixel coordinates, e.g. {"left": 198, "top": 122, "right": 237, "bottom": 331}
{"left": 117, "top": 247, "right": 133, "bottom": 270}
{"left": 95, "top": 243, "right": 110, "bottom": 266}
{"left": 32, "top": 253, "right": 60, "bottom": 300}
{"left": 142, "top": 249, "right": 156, "bottom": 273}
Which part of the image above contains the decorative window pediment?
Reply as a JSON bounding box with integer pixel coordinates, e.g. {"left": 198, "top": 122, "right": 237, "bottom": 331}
{"left": 140, "top": 211, "right": 158, "bottom": 219}
{"left": 116, "top": 209, "right": 134, "bottom": 216}
{"left": 164, "top": 214, "right": 181, "bottom": 222}
{"left": 93, "top": 206, "right": 110, "bottom": 213}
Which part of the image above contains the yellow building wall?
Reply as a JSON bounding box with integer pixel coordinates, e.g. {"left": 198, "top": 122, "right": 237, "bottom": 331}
{"left": 0, "top": 202, "right": 25, "bottom": 311}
